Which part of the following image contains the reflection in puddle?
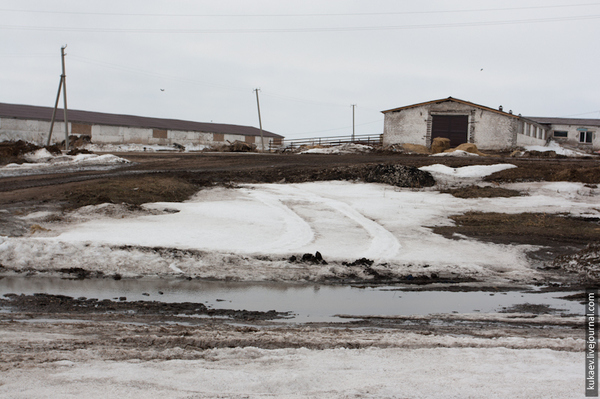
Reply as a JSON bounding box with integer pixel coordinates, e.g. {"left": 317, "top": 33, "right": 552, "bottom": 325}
{"left": 0, "top": 277, "right": 580, "bottom": 323}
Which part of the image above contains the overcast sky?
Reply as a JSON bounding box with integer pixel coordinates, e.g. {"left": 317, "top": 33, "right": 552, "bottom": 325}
{"left": 1, "top": 0, "right": 599, "bottom": 139}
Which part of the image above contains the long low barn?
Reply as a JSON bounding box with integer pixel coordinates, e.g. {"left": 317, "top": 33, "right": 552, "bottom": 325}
{"left": 0, "top": 102, "right": 283, "bottom": 150}
{"left": 382, "top": 97, "right": 599, "bottom": 152}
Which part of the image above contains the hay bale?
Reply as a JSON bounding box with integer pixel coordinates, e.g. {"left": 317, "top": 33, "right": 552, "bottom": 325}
{"left": 431, "top": 137, "right": 451, "bottom": 154}
{"left": 401, "top": 143, "right": 431, "bottom": 155}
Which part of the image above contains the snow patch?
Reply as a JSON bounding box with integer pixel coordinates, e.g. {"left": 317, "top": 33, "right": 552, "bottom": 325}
{"left": 299, "top": 143, "right": 373, "bottom": 154}
{"left": 419, "top": 164, "right": 517, "bottom": 178}
{"left": 431, "top": 149, "right": 480, "bottom": 157}
{"left": 0, "top": 347, "right": 581, "bottom": 398}
{"left": 524, "top": 141, "right": 590, "bottom": 157}
{"left": 2, "top": 181, "right": 598, "bottom": 283}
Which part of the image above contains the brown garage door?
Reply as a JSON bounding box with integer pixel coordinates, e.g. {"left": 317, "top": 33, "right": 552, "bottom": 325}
{"left": 431, "top": 115, "right": 468, "bottom": 147}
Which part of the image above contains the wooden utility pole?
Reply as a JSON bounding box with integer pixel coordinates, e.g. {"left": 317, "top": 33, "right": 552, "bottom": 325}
{"left": 254, "top": 88, "right": 265, "bottom": 152}
{"left": 351, "top": 104, "right": 356, "bottom": 142}
{"left": 47, "top": 45, "right": 70, "bottom": 150}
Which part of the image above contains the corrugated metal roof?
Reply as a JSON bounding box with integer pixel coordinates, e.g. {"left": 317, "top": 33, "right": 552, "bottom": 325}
{"left": 0, "top": 102, "right": 283, "bottom": 138}
{"left": 381, "top": 97, "right": 521, "bottom": 119}
{"left": 525, "top": 116, "right": 600, "bottom": 128}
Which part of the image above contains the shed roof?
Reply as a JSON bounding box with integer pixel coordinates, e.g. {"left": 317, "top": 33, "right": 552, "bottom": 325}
{"left": 0, "top": 102, "right": 283, "bottom": 138}
{"left": 525, "top": 116, "right": 600, "bottom": 128}
{"left": 381, "top": 97, "right": 520, "bottom": 119}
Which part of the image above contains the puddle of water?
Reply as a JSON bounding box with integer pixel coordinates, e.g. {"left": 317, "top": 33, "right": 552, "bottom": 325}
{"left": 0, "top": 277, "right": 581, "bottom": 323}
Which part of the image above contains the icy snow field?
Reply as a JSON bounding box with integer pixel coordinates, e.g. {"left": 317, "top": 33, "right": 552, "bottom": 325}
{"left": 2, "top": 163, "right": 598, "bottom": 284}
{"left": 0, "top": 346, "right": 580, "bottom": 398}
{"left": 0, "top": 164, "right": 591, "bottom": 398}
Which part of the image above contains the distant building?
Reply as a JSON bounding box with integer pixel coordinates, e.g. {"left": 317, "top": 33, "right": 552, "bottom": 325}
{"left": 0, "top": 102, "right": 283, "bottom": 150}
{"left": 382, "top": 97, "right": 599, "bottom": 151}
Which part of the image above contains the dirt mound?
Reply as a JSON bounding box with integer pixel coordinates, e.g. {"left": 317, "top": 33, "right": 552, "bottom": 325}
{"left": 66, "top": 148, "right": 94, "bottom": 156}
{"left": 442, "top": 185, "right": 525, "bottom": 198}
{"left": 229, "top": 140, "right": 256, "bottom": 152}
{"left": 431, "top": 212, "right": 600, "bottom": 246}
{"left": 553, "top": 243, "right": 600, "bottom": 281}
{"left": 289, "top": 251, "right": 328, "bottom": 265}
{"left": 60, "top": 135, "right": 92, "bottom": 148}
{"left": 364, "top": 164, "right": 435, "bottom": 188}
{"left": 485, "top": 165, "right": 600, "bottom": 184}
{"left": 65, "top": 176, "right": 201, "bottom": 209}
{"left": 0, "top": 140, "right": 63, "bottom": 165}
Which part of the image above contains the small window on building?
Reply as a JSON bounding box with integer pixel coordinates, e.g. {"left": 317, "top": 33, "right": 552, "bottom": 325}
{"left": 553, "top": 131, "right": 568, "bottom": 138}
{"left": 579, "top": 131, "right": 593, "bottom": 143}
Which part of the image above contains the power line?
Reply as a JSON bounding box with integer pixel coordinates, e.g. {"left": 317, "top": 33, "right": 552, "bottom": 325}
{"left": 1, "top": 3, "right": 599, "bottom": 18}
{"left": 1, "top": 14, "right": 600, "bottom": 34}
{"left": 560, "top": 110, "right": 600, "bottom": 117}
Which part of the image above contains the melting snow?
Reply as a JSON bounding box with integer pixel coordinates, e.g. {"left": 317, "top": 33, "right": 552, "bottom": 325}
{"left": 2, "top": 173, "right": 598, "bottom": 283}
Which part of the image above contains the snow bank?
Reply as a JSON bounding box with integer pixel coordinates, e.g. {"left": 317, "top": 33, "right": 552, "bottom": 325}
{"left": 431, "top": 149, "right": 479, "bottom": 157}
{"left": 83, "top": 143, "right": 209, "bottom": 152}
{"left": 0, "top": 346, "right": 581, "bottom": 398}
{"left": 419, "top": 163, "right": 517, "bottom": 185}
{"left": 420, "top": 164, "right": 517, "bottom": 179}
{"left": 0, "top": 152, "right": 130, "bottom": 177}
{"left": 23, "top": 148, "right": 55, "bottom": 162}
{"left": 300, "top": 143, "right": 373, "bottom": 154}
{"left": 524, "top": 141, "right": 590, "bottom": 157}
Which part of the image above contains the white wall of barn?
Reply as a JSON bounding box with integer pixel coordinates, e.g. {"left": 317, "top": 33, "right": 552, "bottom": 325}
{"left": 548, "top": 123, "right": 599, "bottom": 151}
{"left": 383, "top": 101, "right": 548, "bottom": 150}
{"left": 0, "top": 117, "right": 271, "bottom": 147}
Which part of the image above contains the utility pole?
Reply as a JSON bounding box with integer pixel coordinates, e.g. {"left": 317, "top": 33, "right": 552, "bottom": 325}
{"left": 351, "top": 104, "right": 356, "bottom": 142}
{"left": 47, "top": 45, "right": 70, "bottom": 150}
{"left": 254, "top": 88, "right": 265, "bottom": 152}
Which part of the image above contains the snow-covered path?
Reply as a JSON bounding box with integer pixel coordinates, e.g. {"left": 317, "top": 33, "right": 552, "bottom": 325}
{"left": 0, "top": 346, "right": 580, "bottom": 398}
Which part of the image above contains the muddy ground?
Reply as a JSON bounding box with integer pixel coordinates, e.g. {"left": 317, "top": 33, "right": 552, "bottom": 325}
{"left": 2, "top": 151, "right": 599, "bottom": 252}
{"left": 0, "top": 151, "right": 597, "bottom": 371}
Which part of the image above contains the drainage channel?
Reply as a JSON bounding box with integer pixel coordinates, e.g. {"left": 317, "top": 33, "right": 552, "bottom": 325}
{"left": 0, "top": 277, "right": 581, "bottom": 323}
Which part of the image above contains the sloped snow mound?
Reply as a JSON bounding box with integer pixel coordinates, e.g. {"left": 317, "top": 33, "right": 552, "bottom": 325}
{"left": 431, "top": 150, "right": 479, "bottom": 157}
{"left": 420, "top": 164, "right": 517, "bottom": 184}
{"left": 0, "top": 152, "right": 130, "bottom": 176}
{"left": 524, "top": 141, "right": 590, "bottom": 157}
{"left": 300, "top": 143, "right": 373, "bottom": 154}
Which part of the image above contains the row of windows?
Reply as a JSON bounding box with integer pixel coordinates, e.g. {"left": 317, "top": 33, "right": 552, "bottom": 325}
{"left": 553, "top": 130, "right": 594, "bottom": 143}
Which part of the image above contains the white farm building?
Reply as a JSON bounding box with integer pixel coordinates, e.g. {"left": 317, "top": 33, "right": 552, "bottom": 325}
{"left": 0, "top": 102, "right": 283, "bottom": 150}
{"left": 382, "top": 97, "right": 599, "bottom": 152}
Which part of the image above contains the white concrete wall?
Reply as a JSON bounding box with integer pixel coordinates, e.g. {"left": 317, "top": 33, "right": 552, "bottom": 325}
{"left": 0, "top": 117, "right": 269, "bottom": 148}
{"left": 0, "top": 117, "right": 68, "bottom": 144}
{"left": 548, "top": 123, "right": 599, "bottom": 151}
{"left": 516, "top": 133, "right": 547, "bottom": 147}
{"left": 383, "top": 107, "right": 428, "bottom": 146}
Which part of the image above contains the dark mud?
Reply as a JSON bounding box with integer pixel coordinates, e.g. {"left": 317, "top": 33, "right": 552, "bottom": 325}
{"left": 431, "top": 212, "right": 600, "bottom": 247}
{"left": 441, "top": 185, "right": 525, "bottom": 198}
{"left": 0, "top": 293, "right": 290, "bottom": 321}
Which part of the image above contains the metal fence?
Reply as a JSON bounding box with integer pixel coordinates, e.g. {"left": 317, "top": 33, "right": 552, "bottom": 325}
{"left": 277, "top": 133, "right": 383, "bottom": 151}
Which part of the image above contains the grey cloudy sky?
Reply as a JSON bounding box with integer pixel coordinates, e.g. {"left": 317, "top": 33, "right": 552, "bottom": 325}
{"left": 1, "top": 0, "right": 599, "bottom": 139}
